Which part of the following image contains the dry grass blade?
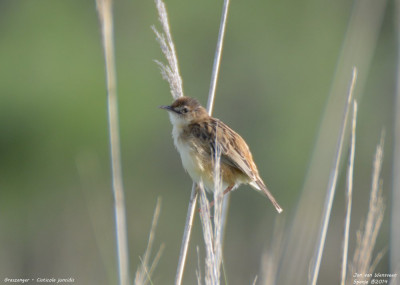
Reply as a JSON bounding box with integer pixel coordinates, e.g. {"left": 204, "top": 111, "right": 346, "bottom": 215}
{"left": 152, "top": 0, "right": 183, "bottom": 99}
{"left": 95, "top": 0, "right": 130, "bottom": 284}
{"left": 310, "top": 67, "right": 357, "bottom": 285}
{"left": 341, "top": 101, "right": 358, "bottom": 285}
{"left": 348, "top": 132, "right": 386, "bottom": 284}
{"left": 135, "top": 198, "right": 164, "bottom": 285}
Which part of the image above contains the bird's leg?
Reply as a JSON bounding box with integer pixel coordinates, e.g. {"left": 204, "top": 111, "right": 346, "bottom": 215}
{"left": 223, "top": 184, "right": 235, "bottom": 195}
{"left": 199, "top": 185, "right": 234, "bottom": 212}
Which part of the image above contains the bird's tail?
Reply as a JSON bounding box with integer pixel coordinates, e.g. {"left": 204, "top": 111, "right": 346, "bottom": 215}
{"left": 250, "top": 179, "right": 283, "bottom": 213}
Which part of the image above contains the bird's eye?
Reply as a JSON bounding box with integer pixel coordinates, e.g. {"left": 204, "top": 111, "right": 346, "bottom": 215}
{"left": 181, "top": 107, "right": 189, "bottom": 114}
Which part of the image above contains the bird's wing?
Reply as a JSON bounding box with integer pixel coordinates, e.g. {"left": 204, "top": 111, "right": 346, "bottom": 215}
{"left": 216, "top": 121, "right": 258, "bottom": 181}
{"left": 189, "top": 119, "right": 283, "bottom": 213}
{"left": 189, "top": 118, "right": 257, "bottom": 181}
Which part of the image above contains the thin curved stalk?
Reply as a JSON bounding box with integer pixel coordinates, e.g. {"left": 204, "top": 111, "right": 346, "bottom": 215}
{"left": 175, "top": 184, "right": 198, "bottom": 285}
{"left": 206, "top": 0, "right": 230, "bottom": 115}
{"left": 174, "top": 0, "right": 231, "bottom": 283}
{"left": 340, "top": 101, "right": 358, "bottom": 285}
{"left": 310, "top": 67, "right": 357, "bottom": 285}
{"left": 96, "top": 0, "right": 130, "bottom": 284}
{"left": 153, "top": 0, "right": 230, "bottom": 282}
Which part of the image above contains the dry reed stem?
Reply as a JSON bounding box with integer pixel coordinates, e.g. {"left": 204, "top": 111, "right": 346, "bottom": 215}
{"left": 175, "top": 183, "right": 198, "bottom": 285}
{"left": 151, "top": 1, "right": 195, "bottom": 283}
{"left": 211, "top": 126, "right": 224, "bottom": 282}
{"left": 206, "top": 0, "right": 230, "bottom": 114}
{"left": 341, "top": 101, "right": 358, "bottom": 285}
{"left": 348, "top": 132, "right": 386, "bottom": 284}
{"left": 197, "top": 135, "right": 224, "bottom": 285}
{"left": 152, "top": 0, "right": 230, "bottom": 283}
{"left": 208, "top": 0, "right": 231, "bottom": 256}
{"left": 135, "top": 198, "right": 164, "bottom": 285}
{"left": 95, "top": 0, "right": 130, "bottom": 284}
{"left": 310, "top": 67, "right": 357, "bottom": 285}
{"left": 198, "top": 182, "right": 217, "bottom": 285}
{"left": 194, "top": 0, "right": 230, "bottom": 280}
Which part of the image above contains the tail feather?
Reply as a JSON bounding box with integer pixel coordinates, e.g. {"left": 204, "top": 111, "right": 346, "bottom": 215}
{"left": 250, "top": 179, "right": 283, "bottom": 213}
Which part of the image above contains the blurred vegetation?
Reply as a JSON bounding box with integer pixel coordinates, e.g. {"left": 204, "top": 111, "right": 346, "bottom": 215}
{"left": 0, "top": 0, "right": 395, "bottom": 284}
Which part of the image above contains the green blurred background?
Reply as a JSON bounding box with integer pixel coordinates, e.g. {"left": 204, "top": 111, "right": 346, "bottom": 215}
{"left": 0, "top": 0, "right": 396, "bottom": 284}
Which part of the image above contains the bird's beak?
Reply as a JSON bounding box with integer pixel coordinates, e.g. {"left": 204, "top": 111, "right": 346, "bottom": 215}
{"left": 158, "top": 105, "right": 173, "bottom": 111}
{"left": 159, "top": 105, "right": 175, "bottom": 112}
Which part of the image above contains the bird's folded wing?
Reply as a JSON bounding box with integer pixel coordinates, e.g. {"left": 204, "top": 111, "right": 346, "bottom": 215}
{"left": 214, "top": 120, "right": 258, "bottom": 181}
{"left": 189, "top": 118, "right": 257, "bottom": 181}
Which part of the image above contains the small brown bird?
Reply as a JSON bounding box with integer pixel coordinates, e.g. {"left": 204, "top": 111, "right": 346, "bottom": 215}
{"left": 160, "top": 96, "right": 282, "bottom": 213}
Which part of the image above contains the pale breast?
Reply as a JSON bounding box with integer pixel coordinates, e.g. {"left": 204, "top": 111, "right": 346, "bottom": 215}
{"left": 178, "top": 140, "right": 204, "bottom": 181}
{"left": 172, "top": 124, "right": 204, "bottom": 184}
{"left": 171, "top": 121, "right": 233, "bottom": 192}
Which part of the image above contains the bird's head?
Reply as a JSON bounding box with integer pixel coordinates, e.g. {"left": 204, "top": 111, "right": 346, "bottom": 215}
{"left": 160, "top": 96, "right": 208, "bottom": 126}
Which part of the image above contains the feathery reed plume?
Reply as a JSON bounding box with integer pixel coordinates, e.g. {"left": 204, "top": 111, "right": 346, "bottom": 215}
{"left": 310, "top": 67, "right": 357, "bottom": 285}
{"left": 135, "top": 198, "right": 165, "bottom": 285}
{"left": 152, "top": 0, "right": 183, "bottom": 99}
{"left": 348, "top": 132, "right": 386, "bottom": 284}
{"left": 152, "top": 2, "right": 196, "bottom": 283}
{"left": 95, "top": 0, "right": 129, "bottom": 284}
{"left": 341, "top": 101, "right": 358, "bottom": 285}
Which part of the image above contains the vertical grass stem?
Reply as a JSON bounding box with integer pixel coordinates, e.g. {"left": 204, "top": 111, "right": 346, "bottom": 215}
{"left": 340, "top": 101, "right": 358, "bottom": 285}
{"left": 96, "top": 0, "right": 130, "bottom": 284}
{"left": 310, "top": 67, "right": 357, "bottom": 285}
